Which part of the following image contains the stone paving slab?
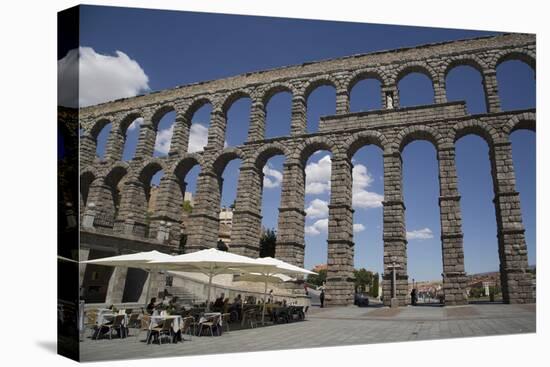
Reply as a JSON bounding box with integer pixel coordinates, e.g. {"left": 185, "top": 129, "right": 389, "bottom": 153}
{"left": 79, "top": 304, "right": 536, "bottom": 362}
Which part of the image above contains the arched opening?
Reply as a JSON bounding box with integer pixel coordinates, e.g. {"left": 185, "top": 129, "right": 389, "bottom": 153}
{"left": 259, "top": 154, "right": 285, "bottom": 257}
{"left": 121, "top": 117, "right": 142, "bottom": 161}
{"left": 510, "top": 128, "right": 536, "bottom": 270}
{"left": 306, "top": 84, "right": 336, "bottom": 133}
{"left": 398, "top": 72, "right": 434, "bottom": 108}
{"left": 350, "top": 145, "right": 384, "bottom": 299}
{"left": 265, "top": 91, "right": 292, "bottom": 138}
{"left": 103, "top": 166, "right": 128, "bottom": 228}
{"left": 225, "top": 96, "right": 251, "bottom": 147}
{"left": 446, "top": 65, "right": 487, "bottom": 114}
{"left": 402, "top": 140, "right": 442, "bottom": 304}
{"left": 455, "top": 134, "right": 501, "bottom": 303}
{"left": 174, "top": 159, "right": 202, "bottom": 254}
{"left": 153, "top": 109, "right": 176, "bottom": 157}
{"left": 215, "top": 156, "right": 243, "bottom": 249}
{"left": 497, "top": 59, "right": 535, "bottom": 111}
{"left": 133, "top": 163, "right": 165, "bottom": 237}
{"left": 188, "top": 102, "right": 212, "bottom": 153}
{"left": 304, "top": 149, "right": 332, "bottom": 279}
{"left": 349, "top": 78, "right": 382, "bottom": 112}
{"left": 92, "top": 120, "right": 111, "bottom": 159}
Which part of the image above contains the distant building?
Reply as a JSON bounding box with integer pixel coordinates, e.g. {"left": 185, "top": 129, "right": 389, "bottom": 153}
{"left": 218, "top": 207, "right": 234, "bottom": 245}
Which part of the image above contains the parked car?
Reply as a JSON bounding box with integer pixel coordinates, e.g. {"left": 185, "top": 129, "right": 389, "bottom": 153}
{"left": 354, "top": 293, "right": 370, "bottom": 307}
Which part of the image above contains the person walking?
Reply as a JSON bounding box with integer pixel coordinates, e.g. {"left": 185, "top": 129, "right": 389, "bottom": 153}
{"left": 320, "top": 289, "right": 325, "bottom": 308}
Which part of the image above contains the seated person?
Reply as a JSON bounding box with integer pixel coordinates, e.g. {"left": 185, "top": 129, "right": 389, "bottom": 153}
{"left": 146, "top": 297, "right": 157, "bottom": 315}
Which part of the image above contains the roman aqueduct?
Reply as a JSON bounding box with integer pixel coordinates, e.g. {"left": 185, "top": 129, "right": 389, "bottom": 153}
{"left": 79, "top": 33, "right": 536, "bottom": 306}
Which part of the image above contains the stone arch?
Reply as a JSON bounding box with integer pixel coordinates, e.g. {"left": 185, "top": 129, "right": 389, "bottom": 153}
{"left": 394, "top": 61, "right": 438, "bottom": 85}
{"left": 172, "top": 154, "right": 203, "bottom": 181}
{"left": 118, "top": 111, "right": 143, "bottom": 135}
{"left": 394, "top": 125, "right": 444, "bottom": 152}
{"left": 451, "top": 119, "right": 499, "bottom": 147}
{"left": 104, "top": 162, "right": 129, "bottom": 187}
{"left": 494, "top": 50, "right": 536, "bottom": 71}
{"left": 295, "top": 136, "right": 337, "bottom": 165}
{"left": 212, "top": 147, "right": 244, "bottom": 177}
{"left": 347, "top": 69, "right": 388, "bottom": 93}
{"left": 89, "top": 118, "right": 112, "bottom": 140}
{"left": 345, "top": 130, "right": 389, "bottom": 158}
{"left": 151, "top": 104, "right": 177, "bottom": 130}
{"left": 261, "top": 83, "right": 295, "bottom": 105}
{"left": 136, "top": 158, "right": 168, "bottom": 185}
{"left": 503, "top": 112, "right": 536, "bottom": 136}
{"left": 303, "top": 76, "right": 338, "bottom": 100}
{"left": 221, "top": 90, "right": 253, "bottom": 116}
{"left": 443, "top": 56, "right": 488, "bottom": 78}
{"left": 183, "top": 96, "right": 215, "bottom": 120}
{"left": 251, "top": 142, "right": 290, "bottom": 169}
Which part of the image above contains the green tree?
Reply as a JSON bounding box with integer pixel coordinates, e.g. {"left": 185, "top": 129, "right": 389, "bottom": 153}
{"left": 307, "top": 269, "right": 327, "bottom": 287}
{"left": 353, "top": 268, "right": 373, "bottom": 293}
{"left": 182, "top": 200, "right": 193, "bottom": 214}
{"left": 259, "top": 228, "right": 277, "bottom": 258}
{"left": 370, "top": 273, "right": 379, "bottom": 298}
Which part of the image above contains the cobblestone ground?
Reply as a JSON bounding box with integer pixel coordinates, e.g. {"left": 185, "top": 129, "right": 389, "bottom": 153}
{"left": 80, "top": 304, "right": 536, "bottom": 362}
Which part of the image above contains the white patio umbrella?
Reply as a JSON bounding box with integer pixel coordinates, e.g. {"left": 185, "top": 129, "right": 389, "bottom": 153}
{"left": 247, "top": 257, "right": 316, "bottom": 324}
{"left": 82, "top": 250, "right": 174, "bottom": 306}
{"left": 149, "top": 248, "right": 279, "bottom": 311}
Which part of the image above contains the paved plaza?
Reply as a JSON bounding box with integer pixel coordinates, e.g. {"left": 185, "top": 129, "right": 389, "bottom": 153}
{"left": 80, "top": 303, "right": 536, "bottom": 362}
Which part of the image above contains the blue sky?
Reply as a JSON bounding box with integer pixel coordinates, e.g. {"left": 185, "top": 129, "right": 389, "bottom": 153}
{"left": 75, "top": 5, "right": 535, "bottom": 280}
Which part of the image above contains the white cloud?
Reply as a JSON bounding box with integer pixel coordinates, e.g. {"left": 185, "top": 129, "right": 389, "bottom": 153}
{"left": 406, "top": 228, "right": 434, "bottom": 240}
{"left": 305, "top": 154, "right": 331, "bottom": 195}
{"left": 305, "top": 199, "right": 329, "bottom": 219}
{"left": 305, "top": 218, "right": 329, "bottom": 236}
{"left": 188, "top": 123, "right": 209, "bottom": 152}
{"left": 128, "top": 117, "right": 143, "bottom": 131}
{"left": 154, "top": 125, "right": 174, "bottom": 155}
{"left": 352, "top": 163, "right": 384, "bottom": 209}
{"left": 353, "top": 223, "right": 366, "bottom": 233}
{"left": 58, "top": 47, "right": 150, "bottom": 107}
{"left": 263, "top": 164, "right": 283, "bottom": 189}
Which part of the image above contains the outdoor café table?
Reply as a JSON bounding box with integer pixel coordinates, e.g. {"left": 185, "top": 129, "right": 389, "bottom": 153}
{"left": 148, "top": 315, "right": 183, "bottom": 343}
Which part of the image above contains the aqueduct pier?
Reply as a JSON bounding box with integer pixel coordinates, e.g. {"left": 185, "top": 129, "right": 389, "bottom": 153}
{"left": 79, "top": 33, "right": 536, "bottom": 306}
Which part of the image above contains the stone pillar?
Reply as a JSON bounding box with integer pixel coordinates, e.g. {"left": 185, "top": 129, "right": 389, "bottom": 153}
{"left": 483, "top": 70, "right": 501, "bottom": 113}
{"left": 382, "top": 85, "right": 399, "bottom": 109}
{"left": 433, "top": 74, "right": 447, "bottom": 104}
{"left": 148, "top": 172, "right": 183, "bottom": 247}
{"left": 134, "top": 118, "right": 156, "bottom": 160}
{"left": 80, "top": 133, "right": 96, "bottom": 167}
{"left": 186, "top": 170, "right": 221, "bottom": 252}
{"left": 85, "top": 177, "right": 117, "bottom": 229}
{"left": 231, "top": 164, "right": 263, "bottom": 257}
{"left": 105, "top": 266, "right": 128, "bottom": 305}
{"left": 247, "top": 100, "right": 266, "bottom": 142}
{"left": 104, "top": 125, "right": 124, "bottom": 161}
{"left": 206, "top": 108, "right": 226, "bottom": 151}
{"left": 382, "top": 152, "right": 408, "bottom": 306}
{"left": 114, "top": 178, "right": 148, "bottom": 237}
{"left": 326, "top": 156, "right": 355, "bottom": 306}
{"left": 437, "top": 144, "right": 467, "bottom": 305}
{"left": 490, "top": 139, "right": 534, "bottom": 303}
{"left": 290, "top": 94, "right": 307, "bottom": 136}
{"left": 168, "top": 115, "right": 191, "bottom": 156}
{"left": 275, "top": 159, "right": 306, "bottom": 267}
{"left": 335, "top": 88, "right": 350, "bottom": 115}
{"left": 79, "top": 248, "right": 90, "bottom": 290}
